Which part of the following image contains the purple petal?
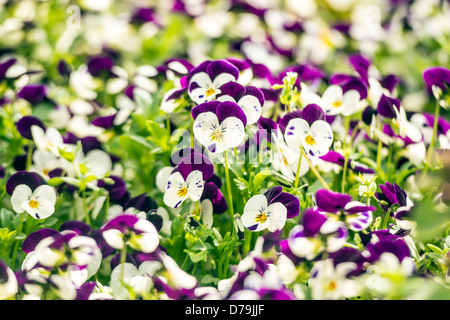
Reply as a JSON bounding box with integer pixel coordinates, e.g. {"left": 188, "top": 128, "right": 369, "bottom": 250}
{"left": 380, "top": 74, "right": 399, "bottom": 93}
{"left": 102, "top": 214, "right": 139, "bottom": 233}
{"left": 342, "top": 79, "right": 368, "bottom": 100}
{"left": 97, "top": 176, "right": 127, "bottom": 201}
{"left": 278, "top": 110, "right": 303, "bottom": 134}
{"left": 301, "top": 104, "right": 325, "bottom": 126}
{"left": 6, "top": 170, "right": 45, "bottom": 195}
{"left": 16, "top": 115, "right": 46, "bottom": 140}
{"left": 216, "top": 101, "right": 247, "bottom": 127}
{"left": 125, "top": 193, "right": 157, "bottom": 212}
{"left": 17, "top": 84, "right": 47, "bottom": 105}
{"left": 273, "top": 192, "right": 300, "bottom": 218}
{"left": 315, "top": 189, "right": 351, "bottom": 213}
{"left": 206, "top": 59, "right": 240, "bottom": 81}
{"left": 377, "top": 94, "right": 401, "bottom": 118}
{"left": 91, "top": 114, "right": 117, "bottom": 128}
{"left": 22, "top": 228, "right": 60, "bottom": 253}
{"left": 263, "top": 186, "right": 283, "bottom": 204}
{"left": 191, "top": 101, "right": 220, "bottom": 120}
{"left": 87, "top": 56, "right": 114, "bottom": 77}
{"left": 59, "top": 221, "right": 92, "bottom": 236}
{"left": 217, "top": 82, "right": 246, "bottom": 99}
{"left": 177, "top": 152, "right": 214, "bottom": 181}
{"left": 349, "top": 54, "right": 371, "bottom": 85}
{"left": 302, "top": 209, "right": 327, "bottom": 237}
{"left": 257, "top": 117, "right": 278, "bottom": 143}
{"left": 422, "top": 66, "right": 450, "bottom": 91}
{"left": 0, "top": 58, "right": 16, "bottom": 81}
{"left": 201, "top": 182, "right": 228, "bottom": 214}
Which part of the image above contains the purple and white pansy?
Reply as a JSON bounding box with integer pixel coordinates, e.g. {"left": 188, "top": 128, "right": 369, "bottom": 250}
{"left": 216, "top": 82, "right": 265, "bottom": 125}
{"left": 101, "top": 214, "right": 160, "bottom": 253}
{"left": 282, "top": 208, "right": 348, "bottom": 260}
{"left": 10, "top": 183, "right": 57, "bottom": 220}
{"left": 241, "top": 186, "right": 300, "bottom": 232}
{"left": 192, "top": 100, "right": 247, "bottom": 153}
{"left": 315, "top": 189, "right": 375, "bottom": 232}
{"left": 187, "top": 59, "right": 240, "bottom": 104}
{"left": 283, "top": 104, "right": 334, "bottom": 157}
{"left": 163, "top": 152, "right": 214, "bottom": 208}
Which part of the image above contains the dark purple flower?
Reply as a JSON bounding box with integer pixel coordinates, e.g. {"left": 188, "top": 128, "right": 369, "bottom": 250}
{"left": 315, "top": 189, "right": 375, "bottom": 231}
{"left": 377, "top": 94, "right": 401, "bottom": 119}
{"left": 187, "top": 60, "right": 240, "bottom": 104}
{"left": 87, "top": 56, "right": 114, "bottom": 77}
{"left": 5, "top": 170, "right": 45, "bottom": 196}
{"left": 422, "top": 66, "right": 450, "bottom": 92}
{"left": 320, "top": 151, "right": 375, "bottom": 174}
{"left": 16, "top": 115, "right": 46, "bottom": 140}
{"left": 17, "top": 84, "right": 47, "bottom": 105}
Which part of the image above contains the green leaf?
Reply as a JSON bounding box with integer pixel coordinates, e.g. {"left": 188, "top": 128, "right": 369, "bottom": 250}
{"left": 186, "top": 248, "right": 208, "bottom": 263}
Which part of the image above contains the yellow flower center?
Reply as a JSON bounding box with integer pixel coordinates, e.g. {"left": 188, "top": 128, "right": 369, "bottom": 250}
{"left": 177, "top": 187, "right": 188, "bottom": 198}
{"left": 255, "top": 212, "right": 268, "bottom": 224}
{"left": 205, "top": 87, "right": 216, "bottom": 97}
{"left": 210, "top": 127, "right": 224, "bottom": 142}
{"left": 305, "top": 134, "right": 316, "bottom": 146}
{"left": 29, "top": 199, "right": 39, "bottom": 209}
{"left": 326, "top": 280, "right": 337, "bottom": 291}
{"left": 332, "top": 100, "right": 342, "bottom": 108}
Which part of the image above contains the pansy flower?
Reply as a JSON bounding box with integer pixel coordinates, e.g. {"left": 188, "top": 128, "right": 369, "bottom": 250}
{"left": 10, "top": 183, "right": 57, "bottom": 220}
{"left": 282, "top": 208, "right": 348, "bottom": 260}
{"left": 0, "top": 259, "right": 18, "bottom": 300}
{"left": 216, "top": 82, "right": 265, "bottom": 125}
{"left": 101, "top": 214, "right": 160, "bottom": 253}
{"left": 192, "top": 100, "right": 247, "bottom": 153}
{"left": 257, "top": 116, "right": 310, "bottom": 181}
{"left": 163, "top": 152, "right": 214, "bottom": 208}
{"left": 187, "top": 59, "right": 240, "bottom": 104}
{"left": 308, "top": 258, "right": 360, "bottom": 300}
{"left": 315, "top": 189, "right": 375, "bottom": 232}
{"left": 284, "top": 103, "right": 334, "bottom": 157}
{"left": 320, "top": 84, "right": 361, "bottom": 116}
{"left": 422, "top": 66, "right": 450, "bottom": 96}
{"left": 241, "top": 186, "right": 300, "bottom": 232}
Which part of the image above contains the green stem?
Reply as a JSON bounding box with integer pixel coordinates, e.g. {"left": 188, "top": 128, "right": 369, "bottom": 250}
{"left": 224, "top": 149, "right": 235, "bottom": 221}
{"left": 294, "top": 148, "right": 304, "bottom": 189}
{"left": 424, "top": 100, "right": 441, "bottom": 174}
{"left": 10, "top": 212, "right": 25, "bottom": 269}
{"left": 81, "top": 187, "right": 90, "bottom": 225}
{"left": 301, "top": 148, "right": 331, "bottom": 190}
{"left": 120, "top": 244, "right": 128, "bottom": 284}
{"left": 382, "top": 208, "right": 392, "bottom": 230}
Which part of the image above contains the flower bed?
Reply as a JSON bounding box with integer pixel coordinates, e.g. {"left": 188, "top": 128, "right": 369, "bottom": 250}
{"left": 0, "top": 0, "right": 450, "bottom": 300}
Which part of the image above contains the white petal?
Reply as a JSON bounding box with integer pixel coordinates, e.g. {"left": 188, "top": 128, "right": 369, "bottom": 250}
{"left": 238, "top": 95, "right": 262, "bottom": 125}
{"left": 216, "top": 95, "right": 236, "bottom": 103}
{"left": 102, "top": 229, "right": 125, "bottom": 250}
{"left": 33, "top": 185, "right": 57, "bottom": 205}
{"left": 156, "top": 166, "right": 175, "bottom": 193}
{"left": 10, "top": 184, "right": 32, "bottom": 213}
{"left": 341, "top": 90, "right": 360, "bottom": 116}
{"left": 212, "top": 73, "right": 236, "bottom": 88}
{"left": 190, "top": 72, "right": 213, "bottom": 89}
{"left": 284, "top": 118, "right": 310, "bottom": 150}
{"left": 221, "top": 116, "right": 245, "bottom": 151}
{"left": 132, "top": 219, "right": 159, "bottom": 253}
{"left": 242, "top": 194, "right": 269, "bottom": 232}
{"left": 267, "top": 202, "right": 287, "bottom": 232}
{"left": 193, "top": 112, "right": 221, "bottom": 152}
{"left": 163, "top": 172, "right": 188, "bottom": 208}
{"left": 308, "top": 120, "right": 333, "bottom": 157}
{"left": 186, "top": 170, "right": 204, "bottom": 201}
{"left": 26, "top": 198, "right": 55, "bottom": 219}
{"left": 30, "top": 125, "right": 47, "bottom": 151}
